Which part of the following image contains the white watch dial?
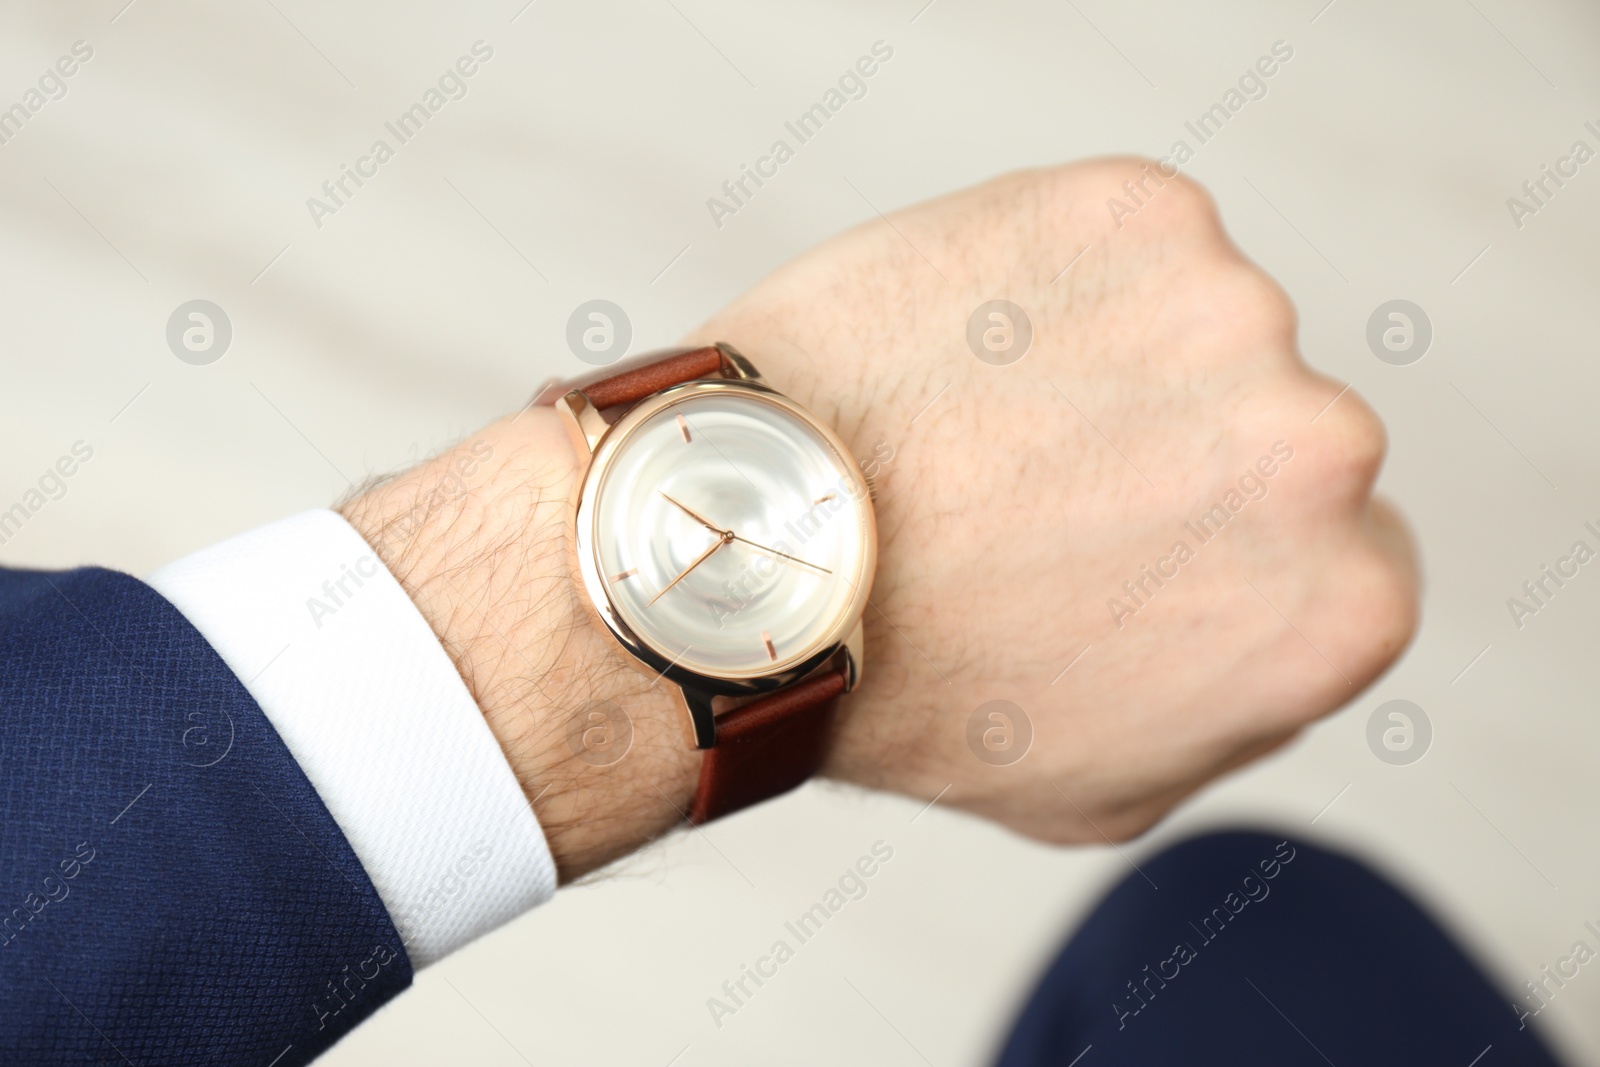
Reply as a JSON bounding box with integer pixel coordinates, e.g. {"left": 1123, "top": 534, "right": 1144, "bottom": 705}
{"left": 590, "top": 387, "right": 873, "bottom": 678}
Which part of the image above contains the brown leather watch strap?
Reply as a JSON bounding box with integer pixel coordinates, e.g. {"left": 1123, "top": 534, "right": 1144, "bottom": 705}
{"left": 690, "top": 669, "right": 847, "bottom": 824}
{"left": 533, "top": 345, "right": 727, "bottom": 412}
{"left": 584, "top": 347, "right": 724, "bottom": 410}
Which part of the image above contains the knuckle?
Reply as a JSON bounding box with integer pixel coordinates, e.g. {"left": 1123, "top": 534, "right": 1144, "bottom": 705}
{"left": 1080, "top": 155, "right": 1214, "bottom": 212}
{"left": 1025, "top": 157, "right": 1223, "bottom": 238}
{"left": 1115, "top": 161, "right": 1222, "bottom": 237}
{"left": 1140, "top": 167, "right": 1219, "bottom": 226}
{"left": 1096, "top": 803, "right": 1165, "bottom": 844}
{"left": 1336, "top": 539, "right": 1422, "bottom": 677}
{"left": 1205, "top": 262, "right": 1299, "bottom": 345}
{"left": 1092, "top": 819, "right": 1142, "bottom": 846}
{"left": 1304, "top": 389, "right": 1389, "bottom": 494}
{"left": 1158, "top": 261, "right": 1298, "bottom": 368}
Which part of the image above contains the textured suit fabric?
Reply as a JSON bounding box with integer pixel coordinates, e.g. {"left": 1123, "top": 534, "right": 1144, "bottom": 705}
{"left": 0, "top": 566, "right": 412, "bottom": 1066}
{"left": 996, "top": 830, "right": 1564, "bottom": 1066}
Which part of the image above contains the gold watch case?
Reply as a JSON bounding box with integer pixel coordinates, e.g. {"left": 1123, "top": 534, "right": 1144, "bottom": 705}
{"left": 557, "top": 346, "right": 874, "bottom": 749}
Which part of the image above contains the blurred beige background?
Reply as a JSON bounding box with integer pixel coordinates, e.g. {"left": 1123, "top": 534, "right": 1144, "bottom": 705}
{"left": 3, "top": 0, "right": 1600, "bottom": 1062}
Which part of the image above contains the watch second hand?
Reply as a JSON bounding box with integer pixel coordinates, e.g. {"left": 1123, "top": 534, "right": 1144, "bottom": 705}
{"left": 729, "top": 534, "right": 832, "bottom": 575}
{"left": 648, "top": 530, "right": 733, "bottom": 606}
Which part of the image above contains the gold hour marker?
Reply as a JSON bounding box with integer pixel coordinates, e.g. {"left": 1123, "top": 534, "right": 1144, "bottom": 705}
{"left": 762, "top": 630, "right": 777, "bottom": 660}
{"left": 676, "top": 414, "right": 692, "bottom": 442}
{"left": 609, "top": 567, "right": 638, "bottom": 583}
{"left": 813, "top": 491, "right": 837, "bottom": 505}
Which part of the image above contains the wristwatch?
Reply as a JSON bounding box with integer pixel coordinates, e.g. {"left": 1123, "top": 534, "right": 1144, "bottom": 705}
{"left": 536, "top": 344, "right": 877, "bottom": 824}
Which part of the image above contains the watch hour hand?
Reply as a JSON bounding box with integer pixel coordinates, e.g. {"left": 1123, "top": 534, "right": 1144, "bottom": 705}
{"left": 648, "top": 530, "right": 733, "bottom": 606}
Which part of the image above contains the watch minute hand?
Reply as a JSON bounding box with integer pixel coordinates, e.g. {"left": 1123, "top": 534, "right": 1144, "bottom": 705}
{"left": 730, "top": 534, "right": 833, "bottom": 575}
{"left": 648, "top": 531, "right": 733, "bottom": 606}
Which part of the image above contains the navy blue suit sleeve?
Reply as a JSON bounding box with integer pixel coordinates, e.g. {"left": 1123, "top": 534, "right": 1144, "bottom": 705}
{"left": 0, "top": 566, "right": 413, "bottom": 1066}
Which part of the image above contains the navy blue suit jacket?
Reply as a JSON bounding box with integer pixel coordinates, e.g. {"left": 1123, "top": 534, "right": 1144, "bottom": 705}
{"left": 0, "top": 566, "right": 412, "bottom": 1065}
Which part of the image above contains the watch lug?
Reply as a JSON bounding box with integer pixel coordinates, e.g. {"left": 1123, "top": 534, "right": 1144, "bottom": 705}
{"left": 555, "top": 389, "right": 608, "bottom": 454}
{"left": 838, "top": 618, "right": 864, "bottom": 692}
{"left": 679, "top": 685, "right": 718, "bottom": 750}
{"left": 716, "top": 342, "right": 762, "bottom": 382}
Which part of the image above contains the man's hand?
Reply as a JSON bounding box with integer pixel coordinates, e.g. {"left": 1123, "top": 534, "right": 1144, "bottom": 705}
{"left": 341, "top": 159, "right": 1418, "bottom": 880}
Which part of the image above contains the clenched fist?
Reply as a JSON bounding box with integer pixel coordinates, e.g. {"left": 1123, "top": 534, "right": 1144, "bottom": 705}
{"left": 343, "top": 159, "right": 1419, "bottom": 879}
{"left": 697, "top": 158, "right": 1420, "bottom": 841}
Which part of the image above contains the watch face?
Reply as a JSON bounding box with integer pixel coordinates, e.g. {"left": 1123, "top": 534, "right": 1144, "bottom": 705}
{"left": 580, "top": 382, "right": 875, "bottom": 681}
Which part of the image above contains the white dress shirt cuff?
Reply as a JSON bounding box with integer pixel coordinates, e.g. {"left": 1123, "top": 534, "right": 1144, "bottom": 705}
{"left": 146, "top": 508, "right": 556, "bottom": 968}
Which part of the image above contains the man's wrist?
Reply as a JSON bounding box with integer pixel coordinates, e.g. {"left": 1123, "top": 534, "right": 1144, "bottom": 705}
{"left": 338, "top": 407, "right": 701, "bottom": 883}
